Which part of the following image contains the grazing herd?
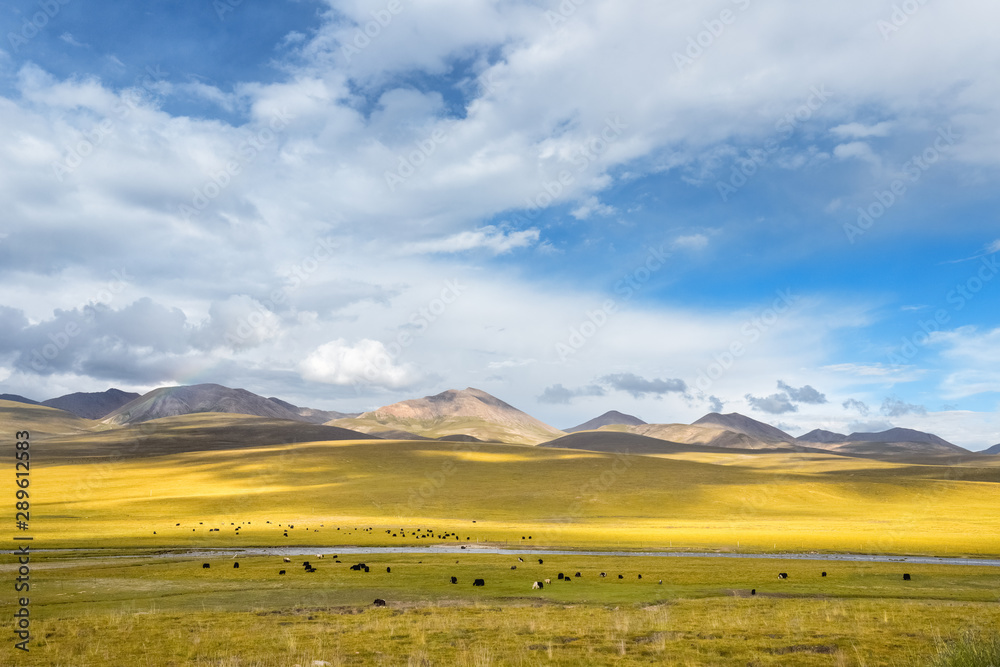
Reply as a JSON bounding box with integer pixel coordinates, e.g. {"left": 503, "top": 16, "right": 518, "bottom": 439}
{"left": 196, "top": 550, "right": 917, "bottom": 607}
{"left": 157, "top": 521, "right": 481, "bottom": 545}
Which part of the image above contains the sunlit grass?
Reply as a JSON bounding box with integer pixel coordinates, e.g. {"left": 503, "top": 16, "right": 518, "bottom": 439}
{"left": 22, "top": 436, "right": 1000, "bottom": 555}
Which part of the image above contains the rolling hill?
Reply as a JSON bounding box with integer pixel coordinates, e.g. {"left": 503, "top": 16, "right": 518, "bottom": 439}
{"left": 0, "top": 393, "right": 40, "bottom": 405}
{"left": 0, "top": 399, "right": 102, "bottom": 438}
{"left": 986, "top": 443, "right": 1000, "bottom": 455}
{"left": 597, "top": 422, "right": 788, "bottom": 450}
{"left": 540, "top": 430, "right": 778, "bottom": 456}
{"left": 329, "top": 387, "right": 564, "bottom": 445}
{"left": 42, "top": 388, "right": 141, "bottom": 419}
{"left": 565, "top": 410, "right": 646, "bottom": 433}
{"left": 35, "top": 412, "right": 379, "bottom": 463}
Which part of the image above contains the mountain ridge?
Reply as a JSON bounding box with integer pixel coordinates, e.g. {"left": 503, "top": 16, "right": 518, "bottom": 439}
{"left": 42, "top": 388, "right": 140, "bottom": 420}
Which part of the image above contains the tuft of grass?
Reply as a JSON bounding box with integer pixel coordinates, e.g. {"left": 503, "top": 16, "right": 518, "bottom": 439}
{"left": 928, "top": 630, "right": 1000, "bottom": 667}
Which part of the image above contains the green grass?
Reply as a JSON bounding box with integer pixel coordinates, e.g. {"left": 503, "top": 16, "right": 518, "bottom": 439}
{"left": 928, "top": 630, "right": 1000, "bottom": 667}
{"left": 6, "top": 552, "right": 1000, "bottom": 666}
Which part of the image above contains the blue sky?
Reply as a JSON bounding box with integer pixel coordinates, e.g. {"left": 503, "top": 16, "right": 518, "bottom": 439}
{"left": 1, "top": 0, "right": 998, "bottom": 448}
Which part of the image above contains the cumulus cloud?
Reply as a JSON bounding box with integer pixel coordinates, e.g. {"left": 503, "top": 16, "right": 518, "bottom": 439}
{"left": 842, "top": 398, "right": 870, "bottom": 416}
{"left": 537, "top": 383, "right": 605, "bottom": 404}
{"left": 880, "top": 396, "right": 927, "bottom": 417}
{"left": 299, "top": 339, "right": 420, "bottom": 389}
{"left": 776, "top": 380, "right": 827, "bottom": 404}
{"left": 745, "top": 393, "right": 797, "bottom": 414}
{"left": 708, "top": 395, "right": 724, "bottom": 412}
{"left": 1, "top": 299, "right": 193, "bottom": 377}
{"left": 194, "top": 295, "right": 282, "bottom": 350}
{"left": 599, "top": 373, "right": 686, "bottom": 398}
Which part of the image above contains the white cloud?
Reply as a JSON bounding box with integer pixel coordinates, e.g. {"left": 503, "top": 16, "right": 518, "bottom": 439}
{"left": 833, "top": 141, "right": 879, "bottom": 164}
{"left": 299, "top": 339, "right": 420, "bottom": 389}
{"left": 930, "top": 327, "right": 1000, "bottom": 398}
{"left": 178, "top": 82, "right": 239, "bottom": 112}
{"left": 823, "top": 363, "right": 920, "bottom": 381}
{"left": 672, "top": 234, "right": 709, "bottom": 251}
{"left": 570, "top": 196, "right": 616, "bottom": 220}
{"left": 487, "top": 358, "right": 535, "bottom": 370}
{"left": 831, "top": 122, "right": 892, "bottom": 139}
{"left": 401, "top": 226, "right": 540, "bottom": 255}
{"left": 58, "top": 33, "right": 88, "bottom": 48}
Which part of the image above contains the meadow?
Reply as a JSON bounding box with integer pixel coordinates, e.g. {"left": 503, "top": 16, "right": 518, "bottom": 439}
{"left": 4, "top": 406, "right": 1000, "bottom": 664}
{"left": 6, "top": 551, "right": 1000, "bottom": 666}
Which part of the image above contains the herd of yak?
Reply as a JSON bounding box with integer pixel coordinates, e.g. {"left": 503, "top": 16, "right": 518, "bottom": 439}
{"left": 199, "top": 555, "right": 915, "bottom": 606}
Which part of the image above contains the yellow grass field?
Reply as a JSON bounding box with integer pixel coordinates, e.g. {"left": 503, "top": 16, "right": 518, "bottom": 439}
{"left": 20, "top": 421, "right": 1000, "bottom": 556}
{"left": 5, "top": 407, "right": 1000, "bottom": 665}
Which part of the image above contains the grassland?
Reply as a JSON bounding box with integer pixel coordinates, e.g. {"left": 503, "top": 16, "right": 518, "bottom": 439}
{"left": 6, "top": 551, "right": 1000, "bottom": 665}
{"left": 5, "top": 407, "right": 1000, "bottom": 664}
{"left": 24, "top": 431, "right": 1000, "bottom": 555}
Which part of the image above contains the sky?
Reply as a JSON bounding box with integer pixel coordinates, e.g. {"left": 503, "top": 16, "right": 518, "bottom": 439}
{"left": 1, "top": 0, "right": 998, "bottom": 449}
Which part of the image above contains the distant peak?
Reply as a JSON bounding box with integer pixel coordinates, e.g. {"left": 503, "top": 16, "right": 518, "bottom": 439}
{"left": 565, "top": 410, "right": 646, "bottom": 433}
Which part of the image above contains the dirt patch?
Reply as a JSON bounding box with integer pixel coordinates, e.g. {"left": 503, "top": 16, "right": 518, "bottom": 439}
{"left": 769, "top": 644, "right": 838, "bottom": 655}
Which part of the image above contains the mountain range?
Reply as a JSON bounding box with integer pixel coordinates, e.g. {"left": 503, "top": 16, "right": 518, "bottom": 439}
{"left": 0, "top": 382, "right": 992, "bottom": 456}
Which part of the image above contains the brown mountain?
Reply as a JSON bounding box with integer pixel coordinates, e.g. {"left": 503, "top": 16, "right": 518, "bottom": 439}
{"left": 104, "top": 384, "right": 312, "bottom": 425}
{"left": 692, "top": 412, "right": 794, "bottom": 443}
{"left": 565, "top": 410, "right": 646, "bottom": 433}
{"left": 329, "top": 387, "right": 564, "bottom": 445}
{"left": 42, "top": 388, "right": 141, "bottom": 420}
{"left": 265, "top": 397, "right": 358, "bottom": 424}
{"left": 797, "top": 427, "right": 968, "bottom": 455}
